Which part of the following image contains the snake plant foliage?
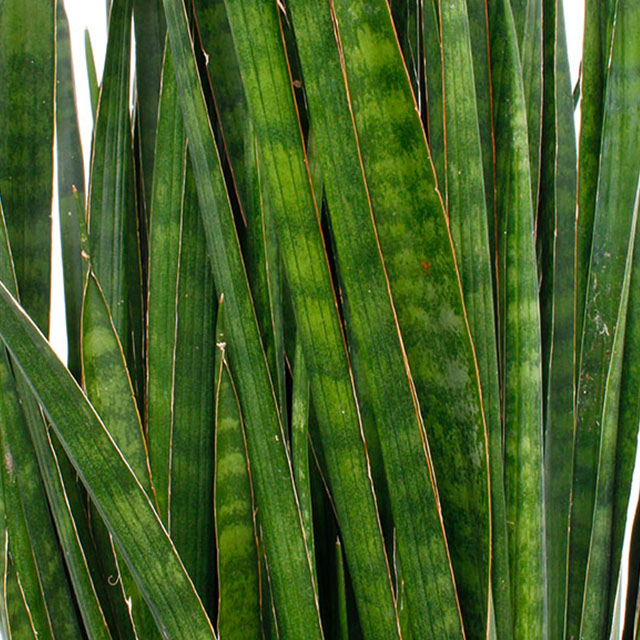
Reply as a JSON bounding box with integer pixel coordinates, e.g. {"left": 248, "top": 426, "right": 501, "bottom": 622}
{"left": 0, "top": 0, "right": 639, "bottom": 637}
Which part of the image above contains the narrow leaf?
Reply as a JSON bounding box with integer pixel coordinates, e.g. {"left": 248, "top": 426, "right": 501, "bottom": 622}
{"left": 580, "top": 173, "right": 640, "bottom": 640}
{"left": 439, "top": 1, "right": 512, "bottom": 635}
{"left": 510, "top": 0, "right": 543, "bottom": 208}
{"left": 326, "top": 0, "right": 492, "bottom": 632}
{"left": 538, "top": 1, "right": 577, "bottom": 636}
{"left": 162, "top": 1, "right": 324, "bottom": 635}
{"left": 133, "top": 0, "right": 165, "bottom": 211}
{"left": 85, "top": 29, "right": 100, "bottom": 118}
{"left": 56, "top": 0, "right": 86, "bottom": 380}
{"left": 88, "top": 0, "right": 144, "bottom": 400}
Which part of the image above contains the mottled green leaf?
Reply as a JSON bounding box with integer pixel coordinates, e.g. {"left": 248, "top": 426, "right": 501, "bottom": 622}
{"left": 57, "top": 0, "right": 87, "bottom": 380}
{"left": 0, "top": 0, "right": 54, "bottom": 332}
{"left": 569, "top": 1, "right": 640, "bottom": 634}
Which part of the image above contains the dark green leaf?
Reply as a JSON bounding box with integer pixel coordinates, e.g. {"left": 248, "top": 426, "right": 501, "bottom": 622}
{"left": 0, "top": 0, "right": 54, "bottom": 332}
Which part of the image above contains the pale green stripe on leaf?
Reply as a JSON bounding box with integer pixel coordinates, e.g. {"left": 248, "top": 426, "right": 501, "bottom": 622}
{"left": 168, "top": 161, "right": 216, "bottom": 610}
{"left": 289, "top": 0, "right": 472, "bottom": 635}
{"left": 195, "top": 0, "right": 288, "bottom": 423}
{"left": 82, "top": 272, "right": 160, "bottom": 637}
{"left": 510, "top": 0, "right": 543, "bottom": 209}
{"left": 439, "top": 1, "right": 511, "bottom": 636}
{"left": 82, "top": 273, "right": 152, "bottom": 495}
{"left": 146, "top": 41, "right": 186, "bottom": 526}
{"left": 423, "top": 0, "right": 445, "bottom": 192}
{"left": 576, "top": 0, "right": 617, "bottom": 352}
{"left": 0, "top": 356, "right": 54, "bottom": 640}
{"left": 223, "top": 0, "right": 415, "bottom": 636}
{"left": 291, "top": 339, "right": 314, "bottom": 579}
{"left": 329, "top": 0, "right": 491, "bottom": 633}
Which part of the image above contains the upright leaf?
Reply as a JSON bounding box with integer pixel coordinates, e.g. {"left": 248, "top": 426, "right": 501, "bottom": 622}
{"left": 439, "top": 1, "right": 511, "bottom": 636}
{"left": 88, "top": 0, "right": 144, "bottom": 400}
{"left": 612, "top": 215, "right": 640, "bottom": 631}
{"left": 146, "top": 43, "right": 216, "bottom": 609}
{"left": 490, "top": 0, "right": 547, "bottom": 636}
{"left": 146, "top": 42, "right": 184, "bottom": 524}
{"left": 510, "top": 0, "right": 543, "bottom": 208}
{"left": 422, "top": 0, "right": 445, "bottom": 191}
{"left": 56, "top": 0, "right": 87, "bottom": 380}
{"left": 0, "top": 282, "right": 217, "bottom": 639}
{"left": 464, "top": 0, "right": 496, "bottom": 239}
{"left": 291, "top": 339, "right": 314, "bottom": 576}
{"left": 194, "top": 0, "right": 288, "bottom": 421}
{"left": 85, "top": 30, "right": 100, "bottom": 118}
{"left": 325, "top": 0, "right": 492, "bottom": 633}
{"left": 288, "top": 0, "right": 482, "bottom": 635}
{"left": 0, "top": 0, "right": 54, "bottom": 333}
{"left": 214, "top": 304, "right": 261, "bottom": 640}
{"left": 580, "top": 174, "right": 639, "bottom": 640}
{"left": 133, "top": 0, "right": 165, "bottom": 211}
{"left": 162, "top": 1, "right": 324, "bottom": 635}
{"left": 219, "top": 1, "right": 403, "bottom": 636}
{"left": 575, "top": 0, "right": 617, "bottom": 351}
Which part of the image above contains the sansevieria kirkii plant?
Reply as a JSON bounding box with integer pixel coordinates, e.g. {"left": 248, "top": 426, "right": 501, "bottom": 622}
{"left": 0, "top": 0, "right": 639, "bottom": 637}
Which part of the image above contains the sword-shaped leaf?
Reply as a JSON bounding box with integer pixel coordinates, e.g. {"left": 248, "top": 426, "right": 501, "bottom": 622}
{"left": 162, "top": 1, "right": 324, "bottom": 635}
{"left": 324, "top": 0, "right": 492, "bottom": 632}
{"left": 88, "top": 0, "right": 144, "bottom": 401}
{"left": 510, "top": 0, "right": 543, "bottom": 209}
{"left": 288, "top": 0, "right": 481, "bottom": 634}
{"left": 489, "top": 0, "right": 546, "bottom": 635}
{"left": 133, "top": 0, "right": 165, "bottom": 211}
{"left": 56, "top": 0, "right": 86, "bottom": 380}
{"left": 538, "top": 1, "right": 577, "bottom": 636}
{"left": 439, "top": 2, "right": 511, "bottom": 636}
{"left": 146, "top": 44, "right": 216, "bottom": 609}
{"left": 580, "top": 173, "right": 640, "bottom": 640}
{"left": 575, "top": 0, "right": 618, "bottom": 352}
{"left": 569, "top": 1, "right": 640, "bottom": 634}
